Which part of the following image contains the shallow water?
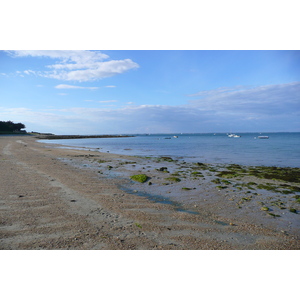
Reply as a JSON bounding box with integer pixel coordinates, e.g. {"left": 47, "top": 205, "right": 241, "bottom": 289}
{"left": 39, "top": 132, "right": 300, "bottom": 168}
{"left": 119, "top": 185, "right": 199, "bottom": 215}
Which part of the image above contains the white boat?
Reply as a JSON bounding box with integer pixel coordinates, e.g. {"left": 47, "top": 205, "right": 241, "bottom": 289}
{"left": 258, "top": 136, "right": 269, "bottom": 139}
{"left": 227, "top": 133, "right": 241, "bottom": 138}
{"left": 173, "top": 135, "right": 178, "bottom": 138}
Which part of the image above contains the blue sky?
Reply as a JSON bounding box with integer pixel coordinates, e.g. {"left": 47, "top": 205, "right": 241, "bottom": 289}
{"left": 1, "top": 50, "right": 299, "bottom": 134}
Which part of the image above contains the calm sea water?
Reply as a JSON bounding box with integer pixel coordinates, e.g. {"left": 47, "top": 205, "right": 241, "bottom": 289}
{"left": 40, "top": 132, "right": 300, "bottom": 168}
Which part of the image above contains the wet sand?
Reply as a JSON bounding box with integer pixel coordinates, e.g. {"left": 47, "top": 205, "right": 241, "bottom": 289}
{"left": 0, "top": 135, "right": 299, "bottom": 249}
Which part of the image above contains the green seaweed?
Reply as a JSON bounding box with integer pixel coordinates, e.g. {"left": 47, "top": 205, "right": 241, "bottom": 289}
{"left": 211, "top": 178, "right": 221, "bottom": 184}
{"left": 247, "top": 166, "right": 300, "bottom": 183}
{"left": 194, "top": 162, "right": 209, "bottom": 170}
{"left": 268, "top": 213, "right": 281, "bottom": 218}
{"left": 241, "top": 197, "right": 252, "bottom": 202}
{"left": 257, "top": 183, "right": 279, "bottom": 192}
{"left": 160, "top": 156, "right": 175, "bottom": 162}
{"left": 156, "top": 167, "right": 168, "bottom": 172}
{"left": 134, "top": 222, "right": 142, "bottom": 228}
{"left": 221, "top": 179, "right": 231, "bottom": 185}
{"left": 216, "top": 185, "right": 227, "bottom": 189}
{"left": 98, "top": 160, "right": 107, "bottom": 163}
{"left": 165, "top": 177, "right": 181, "bottom": 182}
{"left": 216, "top": 171, "right": 240, "bottom": 179}
{"left": 191, "top": 171, "right": 204, "bottom": 177}
{"left": 130, "top": 174, "right": 149, "bottom": 183}
{"left": 270, "top": 200, "right": 286, "bottom": 209}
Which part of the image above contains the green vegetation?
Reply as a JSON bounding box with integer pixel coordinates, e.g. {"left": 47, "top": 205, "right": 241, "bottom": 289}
{"left": 130, "top": 174, "right": 149, "bottom": 183}
{"left": 216, "top": 171, "right": 240, "bottom": 179}
{"left": 98, "top": 160, "right": 108, "bottom": 163}
{"left": 193, "top": 162, "right": 209, "bottom": 170}
{"left": 261, "top": 206, "right": 270, "bottom": 211}
{"left": 191, "top": 171, "right": 204, "bottom": 177}
{"left": 159, "top": 157, "right": 175, "bottom": 162}
{"left": 247, "top": 166, "right": 300, "bottom": 183}
{"left": 134, "top": 222, "right": 142, "bottom": 228}
{"left": 270, "top": 200, "right": 286, "bottom": 209}
{"left": 216, "top": 185, "right": 227, "bottom": 189}
{"left": 268, "top": 213, "right": 281, "bottom": 218}
{"left": 211, "top": 178, "right": 221, "bottom": 184}
{"left": 165, "top": 177, "right": 181, "bottom": 182}
{"left": 0, "top": 120, "right": 26, "bottom": 133}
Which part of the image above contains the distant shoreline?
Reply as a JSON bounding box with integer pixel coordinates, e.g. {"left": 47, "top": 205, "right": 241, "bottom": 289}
{"left": 34, "top": 134, "right": 134, "bottom": 140}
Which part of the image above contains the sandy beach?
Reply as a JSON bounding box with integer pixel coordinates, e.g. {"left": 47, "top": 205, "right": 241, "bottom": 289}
{"left": 0, "top": 135, "right": 299, "bottom": 250}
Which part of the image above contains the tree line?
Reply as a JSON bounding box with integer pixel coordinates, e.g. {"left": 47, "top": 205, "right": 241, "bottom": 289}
{"left": 0, "top": 121, "right": 26, "bottom": 133}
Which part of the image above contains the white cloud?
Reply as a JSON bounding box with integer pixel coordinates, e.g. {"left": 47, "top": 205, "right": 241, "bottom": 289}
{"left": 83, "top": 100, "right": 118, "bottom": 103}
{"left": 7, "top": 50, "right": 139, "bottom": 82}
{"left": 45, "top": 59, "right": 138, "bottom": 82}
{"left": 7, "top": 50, "right": 109, "bottom": 64}
{"left": 2, "top": 82, "right": 299, "bottom": 134}
{"left": 188, "top": 82, "right": 300, "bottom": 117}
{"left": 55, "top": 84, "right": 98, "bottom": 90}
{"left": 98, "top": 100, "right": 118, "bottom": 103}
{"left": 24, "top": 70, "right": 36, "bottom": 75}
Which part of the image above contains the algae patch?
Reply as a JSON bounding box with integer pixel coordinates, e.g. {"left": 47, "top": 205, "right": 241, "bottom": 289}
{"left": 130, "top": 174, "right": 149, "bottom": 183}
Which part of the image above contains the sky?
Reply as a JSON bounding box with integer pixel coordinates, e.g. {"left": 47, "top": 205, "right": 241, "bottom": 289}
{"left": 1, "top": 50, "right": 300, "bottom": 134}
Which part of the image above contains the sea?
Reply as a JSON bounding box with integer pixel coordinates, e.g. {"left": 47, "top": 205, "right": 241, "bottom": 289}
{"left": 39, "top": 132, "right": 300, "bottom": 168}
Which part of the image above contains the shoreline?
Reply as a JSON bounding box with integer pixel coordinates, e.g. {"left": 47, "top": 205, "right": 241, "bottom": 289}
{"left": 0, "top": 135, "right": 299, "bottom": 249}
{"left": 34, "top": 134, "right": 134, "bottom": 139}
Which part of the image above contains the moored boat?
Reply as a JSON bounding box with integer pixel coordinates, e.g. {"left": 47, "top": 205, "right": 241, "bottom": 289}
{"left": 258, "top": 136, "right": 269, "bottom": 139}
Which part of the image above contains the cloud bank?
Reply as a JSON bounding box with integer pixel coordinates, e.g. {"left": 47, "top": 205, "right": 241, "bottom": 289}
{"left": 188, "top": 81, "right": 300, "bottom": 117}
{"left": 2, "top": 82, "right": 299, "bottom": 134}
{"left": 7, "top": 50, "right": 139, "bottom": 82}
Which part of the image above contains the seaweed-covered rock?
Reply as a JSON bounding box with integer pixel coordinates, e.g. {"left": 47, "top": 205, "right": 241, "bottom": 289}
{"left": 130, "top": 174, "right": 149, "bottom": 183}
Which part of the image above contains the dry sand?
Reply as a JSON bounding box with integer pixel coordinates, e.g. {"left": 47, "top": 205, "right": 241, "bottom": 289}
{"left": 0, "top": 135, "right": 299, "bottom": 249}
